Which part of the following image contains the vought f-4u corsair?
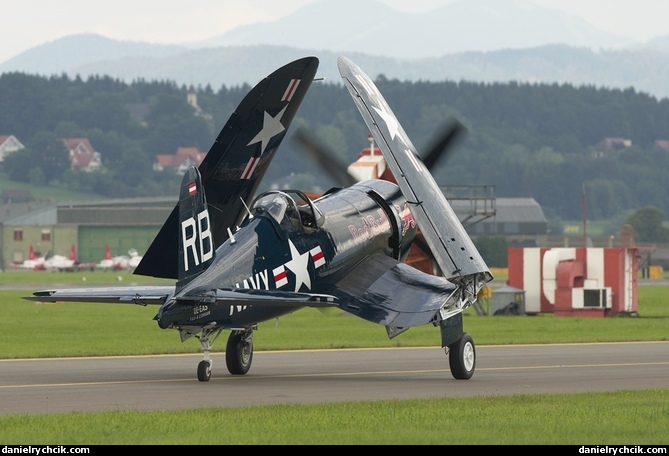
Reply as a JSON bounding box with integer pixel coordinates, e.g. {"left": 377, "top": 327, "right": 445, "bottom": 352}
{"left": 25, "top": 56, "right": 493, "bottom": 382}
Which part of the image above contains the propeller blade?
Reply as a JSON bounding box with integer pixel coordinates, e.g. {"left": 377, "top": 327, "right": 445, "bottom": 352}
{"left": 422, "top": 119, "right": 467, "bottom": 171}
{"left": 293, "top": 127, "right": 359, "bottom": 188}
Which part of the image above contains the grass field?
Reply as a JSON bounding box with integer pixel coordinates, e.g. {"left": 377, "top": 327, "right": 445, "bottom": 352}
{"left": 2, "top": 269, "right": 667, "bottom": 356}
{"left": 0, "top": 171, "right": 105, "bottom": 203}
{"left": 1, "top": 269, "right": 668, "bottom": 444}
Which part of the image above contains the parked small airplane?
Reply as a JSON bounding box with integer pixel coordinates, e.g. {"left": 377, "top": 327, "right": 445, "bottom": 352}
{"left": 14, "top": 245, "right": 47, "bottom": 270}
{"left": 96, "top": 245, "right": 143, "bottom": 271}
{"left": 25, "top": 56, "right": 492, "bottom": 382}
{"left": 96, "top": 244, "right": 115, "bottom": 270}
{"left": 43, "top": 244, "right": 79, "bottom": 272}
{"left": 127, "top": 248, "right": 142, "bottom": 270}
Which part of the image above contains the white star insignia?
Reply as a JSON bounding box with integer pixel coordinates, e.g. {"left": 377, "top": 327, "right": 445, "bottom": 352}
{"left": 353, "top": 71, "right": 407, "bottom": 147}
{"left": 247, "top": 105, "right": 288, "bottom": 155}
{"left": 284, "top": 239, "right": 311, "bottom": 292}
{"left": 373, "top": 105, "right": 399, "bottom": 138}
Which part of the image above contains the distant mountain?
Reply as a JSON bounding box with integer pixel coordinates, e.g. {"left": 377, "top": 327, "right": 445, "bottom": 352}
{"left": 6, "top": 43, "right": 669, "bottom": 101}
{"left": 192, "top": 0, "right": 634, "bottom": 58}
{"left": 644, "top": 35, "right": 669, "bottom": 54}
{"left": 2, "top": 0, "right": 669, "bottom": 99}
{"left": 1, "top": 33, "right": 187, "bottom": 76}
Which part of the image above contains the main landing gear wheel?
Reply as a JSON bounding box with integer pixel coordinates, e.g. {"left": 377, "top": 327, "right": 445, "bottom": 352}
{"left": 226, "top": 329, "right": 254, "bottom": 375}
{"left": 448, "top": 333, "right": 476, "bottom": 380}
{"left": 197, "top": 360, "right": 211, "bottom": 382}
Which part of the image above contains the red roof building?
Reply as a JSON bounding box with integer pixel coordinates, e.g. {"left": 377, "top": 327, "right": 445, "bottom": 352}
{"left": 154, "top": 147, "right": 206, "bottom": 174}
{"left": 62, "top": 138, "right": 102, "bottom": 172}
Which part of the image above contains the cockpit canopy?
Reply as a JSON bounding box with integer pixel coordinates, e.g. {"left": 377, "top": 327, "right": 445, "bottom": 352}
{"left": 251, "top": 190, "right": 323, "bottom": 231}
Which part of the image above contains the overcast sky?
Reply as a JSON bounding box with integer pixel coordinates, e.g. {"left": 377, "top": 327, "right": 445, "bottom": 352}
{"left": 3, "top": 0, "right": 667, "bottom": 64}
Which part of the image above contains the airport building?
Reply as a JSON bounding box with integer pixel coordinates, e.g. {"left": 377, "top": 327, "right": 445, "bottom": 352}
{"left": 0, "top": 197, "right": 176, "bottom": 268}
{"left": 0, "top": 194, "right": 548, "bottom": 270}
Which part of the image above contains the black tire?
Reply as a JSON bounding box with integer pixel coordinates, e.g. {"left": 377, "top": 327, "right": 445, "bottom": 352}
{"left": 448, "top": 333, "right": 476, "bottom": 380}
{"left": 226, "top": 331, "right": 253, "bottom": 375}
{"left": 197, "top": 360, "right": 211, "bottom": 382}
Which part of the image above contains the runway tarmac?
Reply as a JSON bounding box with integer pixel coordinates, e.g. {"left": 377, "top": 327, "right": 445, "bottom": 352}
{"left": 2, "top": 341, "right": 668, "bottom": 415}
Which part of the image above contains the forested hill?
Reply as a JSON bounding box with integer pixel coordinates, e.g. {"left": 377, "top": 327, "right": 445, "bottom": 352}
{"left": 1, "top": 71, "right": 668, "bottom": 223}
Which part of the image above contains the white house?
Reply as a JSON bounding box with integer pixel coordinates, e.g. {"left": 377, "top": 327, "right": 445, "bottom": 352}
{"left": 0, "top": 135, "right": 25, "bottom": 162}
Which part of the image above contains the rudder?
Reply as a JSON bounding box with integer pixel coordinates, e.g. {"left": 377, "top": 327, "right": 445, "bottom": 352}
{"left": 177, "top": 166, "right": 215, "bottom": 290}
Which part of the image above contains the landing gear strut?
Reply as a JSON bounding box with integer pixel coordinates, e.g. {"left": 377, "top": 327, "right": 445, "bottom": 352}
{"left": 193, "top": 326, "right": 255, "bottom": 381}
{"left": 195, "top": 325, "right": 224, "bottom": 382}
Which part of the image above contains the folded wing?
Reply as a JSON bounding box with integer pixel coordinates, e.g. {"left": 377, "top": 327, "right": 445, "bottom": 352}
{"left": 337, "top": 56, "right": 493, "bottom": 303}
{"left": 135, "top": 56, "right": 320, "bottom": 279}
{"left": 329, "top": 253, "right": 458, "bottom": 336}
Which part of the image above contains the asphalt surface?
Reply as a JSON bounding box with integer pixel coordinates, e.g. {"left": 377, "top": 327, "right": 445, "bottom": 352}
{"left": 2, "top": 342, "right": 668, "bottom": 415}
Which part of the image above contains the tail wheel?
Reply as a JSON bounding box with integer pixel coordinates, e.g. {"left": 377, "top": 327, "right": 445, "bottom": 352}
{"left": 226, "top": 330, "right": 253, "bottom": 375}
{"left": 197, "top": 360, "right": 211, "bottom": 382}
{"left": 448, "top": 333, "right": 476, "bottom": 380}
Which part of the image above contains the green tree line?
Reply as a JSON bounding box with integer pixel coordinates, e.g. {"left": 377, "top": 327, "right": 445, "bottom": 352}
{"left": 1, "top": 71, "right": 669, "bottom": 224}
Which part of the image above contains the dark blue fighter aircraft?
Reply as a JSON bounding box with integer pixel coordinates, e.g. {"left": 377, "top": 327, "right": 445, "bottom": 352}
{"left": 25, "top": 56, "right": 493, "bottom": 382}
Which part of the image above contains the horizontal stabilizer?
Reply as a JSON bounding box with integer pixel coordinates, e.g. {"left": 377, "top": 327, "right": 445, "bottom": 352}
{"left": 25, "top": 286, "right": 337, "bottom": 309}
{"left": 24, "top": 286, "right": 175, "bottom": 305}
{"left": 177, "top": 288, "right": 338, "bottom": 308}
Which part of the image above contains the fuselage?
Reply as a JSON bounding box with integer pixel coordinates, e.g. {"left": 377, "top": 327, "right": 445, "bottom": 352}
{"left": 155, "top": 179, "right": 418, "bottom": 329}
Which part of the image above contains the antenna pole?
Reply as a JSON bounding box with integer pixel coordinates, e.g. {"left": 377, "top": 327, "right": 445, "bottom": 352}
{"left": 582, "top": 183, "right": 587, "bottom": 248}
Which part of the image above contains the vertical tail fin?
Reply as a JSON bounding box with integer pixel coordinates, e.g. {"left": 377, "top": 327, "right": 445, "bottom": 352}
{"left": 69, "top": 244, "right": 77, "bottom": 261}
{"left": 177, "top": 166, "right": 215, "bottom": 290}
{"left": 28, "top": 245, "right": 35, "bottom": 260}
{"left": 104, "top": 244, "right": 112, "bottom": 260}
